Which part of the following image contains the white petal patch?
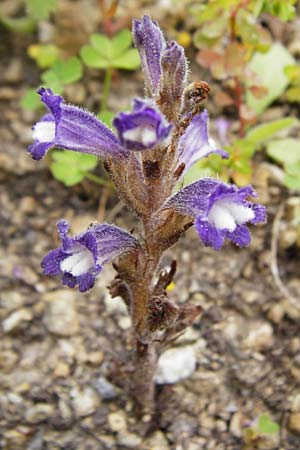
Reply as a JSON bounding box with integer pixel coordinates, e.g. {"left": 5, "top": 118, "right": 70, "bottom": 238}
{"left": 32, "top": 121, "right": 56, "bottom": 143}
{"left": 208, "top": 203, "right": 236, "bottom": 232}
{"left": 60, "top": 247, "right": 94, "bottom": 277}
{"left": 208, "top": 199, "right": 255, "bottom": 231}
{"left": 123, "top": 126, "right": 156, "bottom": 146}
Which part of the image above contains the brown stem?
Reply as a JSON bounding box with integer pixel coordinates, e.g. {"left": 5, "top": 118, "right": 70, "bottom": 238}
{"left": 131, "top": 340, "right": 157, "bottom": 418}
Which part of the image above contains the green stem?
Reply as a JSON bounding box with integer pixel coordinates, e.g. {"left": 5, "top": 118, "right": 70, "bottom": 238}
{"left": 85, "top": 171, "right": 114, "bottom": 188}
{"left": 101, "top": 66, "right": 112, "bottom": 113}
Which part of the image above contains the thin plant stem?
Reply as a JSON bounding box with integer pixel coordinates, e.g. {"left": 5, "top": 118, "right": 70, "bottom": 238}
{"left": 101, "top": 66, "right": 112, "bottom": 113}
{"left": 85, "top": 171, "right": 114, "bottom": 188}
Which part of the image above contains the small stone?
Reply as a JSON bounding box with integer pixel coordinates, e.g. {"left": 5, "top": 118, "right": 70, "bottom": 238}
{"left": 155, "top": 346, "right": 196, "bottom": 384}
{"left": 3, "top": 58, "right": 23, "bottom": 83}
{"left": 43, "top": 290, "right": 80, "bottom": 336}
{"left": 0, "top": 349, "right": 18, "bottom": 372}
{"left": 144, "top": 431, "right": 170, "bottom": 450}
{"left": 94, "top": 377, "right": 118, "bottom": 400}
{"left": 118, "top": 316, "right": 132, "bottom": 330}
{"left": 2, "top": 308, "right": 33, "bottom": 333}
{"left": 64, "top": 82, "right": 86, "bottom": 104}
{"left": 243, "top": 321, "right": 274, "bottom": 351}
{"left": 230, "top": 412, "right": 244, "bottom": 438}
{"left": 86, "top": 351, "right": 104, "bottom": 366}
{"left": 3, "top": 429, "right": 30, "bottom": 450}
{"left": 54, "top": 362, "right": 70, "bottom": 378}
{"left": 25, "top": 403, "right": 55, "bottom": 424}
{"left": 117, "top": 431, "right": 142, "bottom": 448}
{"left": 71, "top": 387, "right": 100, "bottom": 417}
{"left": 108, "top": 411, "right": 127, "bottom": 432}
{"left": 267, "top": 303, "right": 285, "bottom": 324}
{"left": 291, "top": 394, "right": 300, "bottom": 413}
{"left": 0, "top": 290, "right": 24, "bottom": 317}
{"left": 19, "top": 196, "right": 37, "bottom": 214}
{"left": 288, "top": 412, "right": 300, "bottom": 434}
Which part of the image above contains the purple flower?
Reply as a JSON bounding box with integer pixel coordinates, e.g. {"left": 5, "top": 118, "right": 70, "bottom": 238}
{"left": 215, "top": 117, "right": 230, "bottom": 146}
{"left": 133, "top": 15, "right": 166, "bottom": 96}
{"left": 164, "top": 178, "right": 266, "bottom": 250}
{"left": 113, "top": 98, "right": 172, "bottom": 151}
{"left": 178, "top": 110, "right": 228, "bottom": 176}
{"left": 42, "top": 220, "right": 138, "bottom": 292}
{"left": 29, "top": 88, "right": 126, "bottom": 160}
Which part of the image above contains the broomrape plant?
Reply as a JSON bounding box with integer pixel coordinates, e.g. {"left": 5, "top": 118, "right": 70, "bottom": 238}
{"left": 28, "top": 16, "right": 266, "bottom": 416}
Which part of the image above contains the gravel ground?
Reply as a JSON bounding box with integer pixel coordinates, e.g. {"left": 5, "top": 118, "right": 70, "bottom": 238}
{"left": 1, "top": 9, "right": 300, "bottom": 449}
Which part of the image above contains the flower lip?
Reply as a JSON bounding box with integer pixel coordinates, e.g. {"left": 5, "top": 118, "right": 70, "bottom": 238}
{"left": 113, "top": 98, "right": 172, "bottom": 151}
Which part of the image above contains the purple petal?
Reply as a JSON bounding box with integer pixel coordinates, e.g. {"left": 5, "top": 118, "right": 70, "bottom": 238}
{"left": 78, "top": 273, "right": 96, "bottom": 292}
{"left": 215, "top": 117, "right": 230, "bottom": 146}
{"left": 225, "top": 224, "right": 251, "bottom": 247}
{"left": 41, "top": 248, "right": 65, "bottom": 276}
{"left": 178, "top": 110, "right": 228, "bottom": 176}
{"left": 113, "top": 98, "right": 172, "bottom": 151}
{"left": 28, "top": 141, "right": 53, "bottom": 160}
{"left": 29, "top": 88, "right": 127, "bottom": 160}
{"left": 248, "top": 202, "right": 267, "bottom": 224}
{"left": 195, "top": 217, "right": 225, "bottom": 250}
{"left": 133, "top": 15, "right": 166, "bottom": 96}
{"left": 62, "top": 273, "right": 77, "bottom": 288}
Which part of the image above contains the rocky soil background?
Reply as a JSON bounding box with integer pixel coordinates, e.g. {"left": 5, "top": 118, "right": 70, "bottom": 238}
{"left": 1, "top": 1, "right": 300, "bottom": 449}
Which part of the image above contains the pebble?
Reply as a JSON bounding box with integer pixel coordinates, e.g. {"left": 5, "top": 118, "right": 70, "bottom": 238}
{"left": 290, "top": 393, "right": 300, "bottom": 412}
{"left": 2, "top": 308, "right": 33, "bottom": 333}
{"left": 71, "top": 386, "right": 100, "bottom": 417}
{"left": 25, "top": 403, "right": 55, "bottom": 424}
{"left": 3, "top": 58, "right": 23, "bottom": 83}
{"left": 243, "top": 321, "right": 274, "bottom": 351}
{"left": 267, "top": 303, "right": 285, "bottom": 324}
{"left": 288, "top": 412, "right": 300, "bottom": 434}
{"left": 94, "top": 376, "right": 119, "bottom": 400}
{"left": 155, "top": 346, "right": 197, "bottom": 384}
{"left": 229, "top": 411, "right": 244, "bottom": 438}
{"left": 54, "top": 362, "right": 70, "bottom": 378}
{"left": 43, "top": 290, "right": 80, "bottom": 336}
{"left": 0, "top": 349, "right": 18, "bottom": 372}
{"left": 86, "top": 351, "right": 104, "bottom": 366}
{"left": 108, "top": 411, "right": 127, "bottom": 432}
{"left": 144, "top": 431, "right": 170, "bottom": 450}
{"left": 117, "top": 431, "right": 142, "bottom": 448}
{"left": 0, "top": 290, "right": 24, "bottom": 317}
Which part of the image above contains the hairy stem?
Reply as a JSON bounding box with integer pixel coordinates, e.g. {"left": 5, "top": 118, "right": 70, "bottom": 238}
{"left": 131, "top": 340, "right": 157, "bottom": 418}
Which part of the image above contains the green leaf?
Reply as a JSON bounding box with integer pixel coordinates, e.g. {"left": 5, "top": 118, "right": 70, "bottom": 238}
{"left": 246, "top": 43, "right": 295, "bottom": 114}
{"left": 28, "top": 44, "right": 60, "bottom": 68}
{"left": 257, "top": 414, "right": 279, "bottom": 435}
{"left": 80, "top": 45, "right": 110, "bottom": 69}
{"left": 111, "top": 29, "right": 133, "bottom": 58}
{"left": 267, "top": 138, "right": 300, "bottom": 166}
{"left": 26, "top": 0, "right": 57, "bottom": 21}
{"left": 112, "top": 49, "right": 140, "bottom": 70}
{"left": 41, "top": 70, "right": 64, "bottom": 94}
{"left": 286, "top": 87, "right": 300, "bottom": 103}
{"left": 284, "top": 172, "right": 300, "bottom": 190}
{"left": 20, "top": 88, "right": 41, "bottom": 110}
{"left": 52, "top": 57, "right": 83, "bottom": 84}
{"left": 0, "top": 14, "right": 36, "bottom": 33}
{"left": 245, "top": 117, "right": 297, "bottom": 144}
{"left": 50, "top": 151, "right": 98, "bottom": 186}
{"left": 90, "top": 34, "right": 112, "bottom": 57}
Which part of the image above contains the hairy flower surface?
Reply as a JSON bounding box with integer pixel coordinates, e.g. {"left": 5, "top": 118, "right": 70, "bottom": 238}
{"left": 29, "top": 88, "right": 126, "bottom": 160}
{"left": 178, "top": 109, "right": 228, "bottom": 176}
{"left": 133, "top": 15, "right": 166, "bottom": 96}
{"left": 113, "top": 98, "right": 172, "bottom": 150}
{"left": 165, "top": 179, "right": 266, "bottom": 250}
{"left": 42, "top": 220, "right": 138, "bottom": 292}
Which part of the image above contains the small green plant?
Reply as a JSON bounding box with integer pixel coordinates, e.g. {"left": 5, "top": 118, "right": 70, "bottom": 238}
{"left": 284, "top": 65, "right": 300, "bottom": 103}
{"left": 80, "top": 29, "right": 140, "bottom": 114}
{"left": 21, "top": 44, "right": 83, "bottom": 110}
{"left": 0, "top": 0, "right": 57, "bottom": 34}
{"left": 267, "top": 138, "right": 300, "bottom": 190}
{"left": 184, "top": 117, "right": 298, "bottom": 187}
{"left": 244, "top": 413, "right": 279, "bottom": 447}
{"left": 191, "top": 0, "right": 296, "bottom": 135}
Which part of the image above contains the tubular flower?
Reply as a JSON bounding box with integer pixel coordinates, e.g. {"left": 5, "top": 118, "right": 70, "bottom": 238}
{"left": 133, "top": 15, "right": 166, "bottom": 96}
{"left": 113, "top": 98, "right": 172, "bottom": 151}
{"left": 178, "top": 110, "right": 228, "bottom": 177}
{"left": 41, "top": 220, "right": 138, "bottom": 292}
{"left": 164, "top": 178, "right": 266, "bottom": 250}
{"left": 29, "top": 88, "right": 126, "bottom": 160}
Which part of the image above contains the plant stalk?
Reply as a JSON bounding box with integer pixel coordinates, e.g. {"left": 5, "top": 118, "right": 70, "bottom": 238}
{"left": 101, "top": 66, "right": 112, "bottom": 113}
